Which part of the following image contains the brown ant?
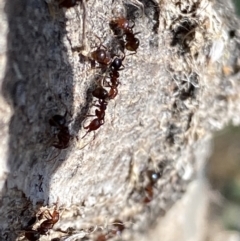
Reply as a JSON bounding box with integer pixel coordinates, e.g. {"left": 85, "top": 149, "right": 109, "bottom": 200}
{"left": 92, "top": 86, "right": 109, "bottom": 100}
{"left": 106, "top": 70, "right": 120, "bottom": 99}
{"left": 111, "top": 219, "right": 125, "bottom": 236}
{"left": 49, "top": 111, "right": 72, "bottom": 149}
{"left": 146, "top": 170, "right": 162, "bottom": 185}
{"left": 143, "top": 169, "right": 162, "bottom": 203}
{"left": 109, "top": 70, "right": 120, "bottom": 86}
{"left": 125, "top": 32, "right": 140, "bottom": 53}
{"left": 109, "top": 17, "right": 140, "bottom": 54}
{"left": 109, "top": 17, "right": 135, "bottom": 35}
{"left": 24, "top": 206, "right": 60, "bottom": 240}
{"left": 108, "top": 86, "right": 118, "bottom": 99}
{"left": 37, "top": 207, "right": 60, "bottom": 234}
{"left": 82, "top": 87, "right": 108, "bottom": 139}
{"left": 143, "top": 183, "right": 154, "bottom": 203}
{"left": 102, "top": 54, "right": 123, "bottom": 99}
{"left": 91, "top": 44, "right": 111, "bottom": 66}
{"left": 94, "top": 220, "right": 125, "bottom": 241}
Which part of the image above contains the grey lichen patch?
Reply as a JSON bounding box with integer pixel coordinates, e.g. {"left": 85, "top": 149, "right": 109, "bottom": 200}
{"left": 0, "top": 0, "right": 240, "bottom": 240}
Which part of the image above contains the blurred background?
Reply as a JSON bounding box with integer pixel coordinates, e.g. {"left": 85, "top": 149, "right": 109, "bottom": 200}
{"left": 233, "top": 0, "right": 240, "bottom": 15}
{"left": 205, "top": 125, "right": 240, "bottom": 241}
{"left": 134, "top": 2, "right": 240, "bottom": 240}
{"left": 203, "top": 2, "right": 240, "bottom": 240}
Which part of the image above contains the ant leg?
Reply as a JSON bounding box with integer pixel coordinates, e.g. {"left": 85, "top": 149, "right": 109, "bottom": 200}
{"left": 37, "top": 209, "right": 49, "bottom": 221}
{"left": 81, "top": 129, "right": 90, "bottom": 139}
{"left": 129, "top": 19, "right": 135, "bottom": 29}
{"left": 46, "top": 149, "right": 61, "bottom": 162}
{"left": 79, "top": 134, "right": 95, "bottom": 150}
{"left": 92, "top": 33, "right": 108, "bottom": 50}
{"left": 126, "top": 51, "right": 137, "bottom": 56}
{"left": 53, "top": 197, "right": 59, "bottom": 210}
{"left": 93, "top": 131, "right": 96, "bottom": 140}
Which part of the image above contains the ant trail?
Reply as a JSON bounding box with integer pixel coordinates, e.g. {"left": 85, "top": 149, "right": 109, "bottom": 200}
{"left": 23, "top": 200, "right": 60, "bottom": 240}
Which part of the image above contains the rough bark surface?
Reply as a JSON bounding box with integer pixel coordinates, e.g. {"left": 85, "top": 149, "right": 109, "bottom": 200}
{"left": 0, "top": 0, "right": 240, "bottom": 240}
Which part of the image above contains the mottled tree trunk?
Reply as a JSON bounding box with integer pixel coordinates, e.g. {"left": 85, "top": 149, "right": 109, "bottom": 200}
{"left": 0, "top": 0, "right": 240, "bottom": 240}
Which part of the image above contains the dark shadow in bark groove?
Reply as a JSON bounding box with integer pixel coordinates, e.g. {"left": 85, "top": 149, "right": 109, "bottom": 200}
{"left": 1, "top": 0, "right": 76, "bottom": 239}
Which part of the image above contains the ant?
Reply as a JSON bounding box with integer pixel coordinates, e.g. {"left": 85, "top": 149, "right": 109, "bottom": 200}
{"left": 91, "top": 44, "right": 111, "bottom": 66}
{"left": 125, "top": 31, "right": 140, "bottom": 53}
{"left": 82, "top": 87, "right": 108, "bottom": 139}
{"left": 146, "top": 170, "right": 162, "bottom": 185}
{"left": 37, "top": 206, "right": 60, "bottom": 234}
{"left": 24, "top": 205, "right": 60, "bottom": 240}
{"left": 103, "top": 53, "right": 123, "bottom": 100}
{"left": 143, "top": 169, "right": 162, "bottom": 203}
{"left": 143, "top": 183, "right": 154, "bottom": 203}
{"left": 94, "top": 219, "right": 125, "bottom": 241}
{"left": 110, "top": 53, "right": 125, "bottom": 71}
{"left": 106, "top": 70, "right": 120, "bottom": 99}
{"left": 109, "top": 70, "right": 120, "bottom": 85}
{"left": 109, "top": 17, "right": 135, "bottom": 35}
{"left": 49, "top": 111, "right": 72, "bottom": 149}
{"left": 109, "top": 17, "right": 140, "bottom": 54}
{"left": 92, "top": 86, "right": 109, "bottom": 100}
{"left": 110, "top": 219, "right": 125, "bottom": 236}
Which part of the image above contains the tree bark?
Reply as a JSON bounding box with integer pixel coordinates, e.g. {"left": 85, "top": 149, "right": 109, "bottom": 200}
{"left": 0, "top": 0, "right": 240, "bottom": 240}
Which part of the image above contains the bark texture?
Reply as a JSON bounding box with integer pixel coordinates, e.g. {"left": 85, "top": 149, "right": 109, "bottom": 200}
{"left": 0, "top": 0, "right": 240, "bottom": 240}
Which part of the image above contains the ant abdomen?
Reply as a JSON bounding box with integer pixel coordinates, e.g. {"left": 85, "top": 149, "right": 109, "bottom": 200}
{"left": 125, "top": 33, "right": 140, "bottom": 52}
{"left": 84, "top": 118, "right": 104, "bottom": 132}
{"left": 92, "top": 87, "right": 109, "bottom": 100}
{"left": 91, "top": 48, "right": 111, "bottom": 65}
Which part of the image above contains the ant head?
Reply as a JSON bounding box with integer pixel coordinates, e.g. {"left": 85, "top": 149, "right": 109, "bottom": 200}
{"left": 146, "top": 170, "right": 161, "bottom": 184}
{"left": 49, "top": 114, "right": 66, "bottom": 127}
{"left": 111, "top": 57, "right": 123, "bottom": 71}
